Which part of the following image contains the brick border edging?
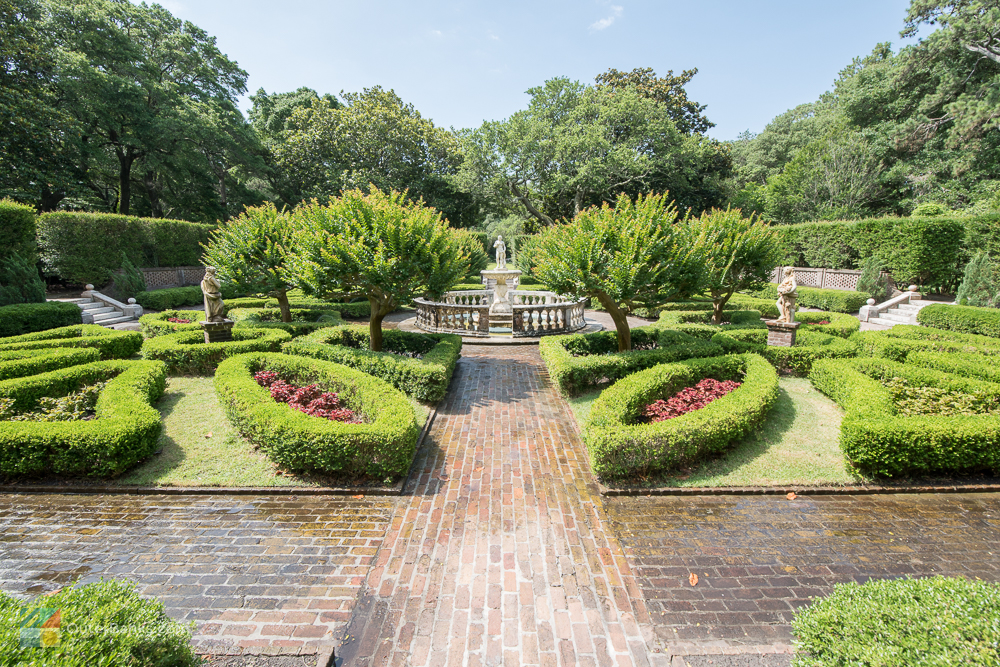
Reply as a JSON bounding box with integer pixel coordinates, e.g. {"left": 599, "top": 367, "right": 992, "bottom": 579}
{"left": 0, "top": 404, "right": 439, "bottom": 498}
{"left": 598, "top": 482, "right": 1000, "bottom": 497}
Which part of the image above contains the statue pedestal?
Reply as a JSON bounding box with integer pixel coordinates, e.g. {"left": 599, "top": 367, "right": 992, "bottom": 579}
{"left": 764, "top": 320, "right": 801, "bottom": 347}
{"left": 481, "top": 269, "right": 523, "bottom": 317}
{"left": 201, "top": 319, "right": 235, "bottom": 344}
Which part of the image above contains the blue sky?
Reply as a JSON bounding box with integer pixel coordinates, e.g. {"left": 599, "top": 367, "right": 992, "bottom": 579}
{"left": 157, "top": 0, "right": 917, "bottom": 140}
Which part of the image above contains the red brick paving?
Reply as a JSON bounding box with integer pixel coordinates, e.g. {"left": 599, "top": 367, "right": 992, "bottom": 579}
{"left": 337, "top": 345, "right": 666, "bottom": 666}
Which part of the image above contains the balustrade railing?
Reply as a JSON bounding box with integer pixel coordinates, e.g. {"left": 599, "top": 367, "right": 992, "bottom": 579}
{"left": 443, "top": 290, "right": 492, "bottom": 306}
{"left": 512, "top": 298, "right": 587, "bottom": 337}
{"left": 413, "top": 298, "right": 491, "bottom": 337}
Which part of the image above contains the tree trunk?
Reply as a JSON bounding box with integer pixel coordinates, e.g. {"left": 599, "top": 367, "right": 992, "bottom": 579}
{"left": 218, "top": 169, "right": 228, "bottom": 222}
{"left": 368, "top": 297, "right": 393, "bottom": 352}
{"left": 509, "top": 180, "right": 554, "bottom": 226}
{"left": 39, "top": 186, "right": 64, "bottom": 212}
{"left": 711, "top": 290, "right": 734, "bottom": 325}
{"left": 276, "top": 288, "right": 292, "bottom": 323}
{"left": 143, "top": 171, "right": 163, "bottom": 218}
{"left": 595, "top": 291, "right": 631, "bottom": 352}
{"left": 117, "top": 150, "right": 135, "bottom": 215}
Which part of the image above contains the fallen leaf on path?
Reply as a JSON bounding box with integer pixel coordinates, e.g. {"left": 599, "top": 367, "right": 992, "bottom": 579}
{"left": 352, "top": 495, "right": 364, "bottom": 499}
{"left": 204, "top": 432, "right": 213, "bottom": 439}
{"left": 787, "top": 492, "right": 798, "bottom": 500}
{"left": 689, "top": 573, "right": 699, "bottom": 586}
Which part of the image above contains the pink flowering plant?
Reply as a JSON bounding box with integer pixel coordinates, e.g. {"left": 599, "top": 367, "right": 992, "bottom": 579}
{"left": 254, "top": 370, "right": 362, "bottom": 423}
{"left": 643, "top": 378, "right": 742, "bottom": 422}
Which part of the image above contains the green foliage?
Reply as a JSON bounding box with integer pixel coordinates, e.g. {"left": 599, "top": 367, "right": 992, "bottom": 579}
{"left": 0, "top": 359, "right": 166, "bottom": 477}
{"left": 0, "top": 302, "right": 82, "bottom": 338}
{"left": 7, "top": 380, "right": 107, "bottom": 422}
{"left": 0, "top": 198, "right": 38, "bottom": 262}
{"left": 854, "top": 254, "right": 889, "bottom": 301}
{"left": 0, "top": 251, "right": 46, "bottom": 306}
{"left": 0, "top": 579, "right": 201, "bottom": 667}
{"left": 584, "top": 354, "right": 779, "bottom": 480}
{"left": 140, "top": 327, "right": 291, "bottom": 375}
{"left": 881, "top": 376, "right": 999, "bottom": 416}
{"left": 747, "top": 282, "right": 869, "bottom": 313}
{"left": 593, "top": 66, "right": 714, "bottom": 135}
{"left": 0, "top": 347, "right": 100, "bottom": 381}
{"left": 36, "top": 212, "right": 215, "bottom": 285}
{"left": 792, "top": 576, "right": 1000, "bottom": 667}
{"left": 955, "top": 252, "right": 998, "bottom": 307}
{"left": 454, "top": 229, "right": 489, "bottom": 278}
{"left": 288, "top": 188, "right": 468, "bottom": 351}
{"left": 533, "top": 192, "right": 702, "bottom": 351}
{"left": 0, "top": 324, "right": 141, "bottom": 359}
{"left": 134, "top": 284, "right": 242, "bottom": 311}
{"left": 283, "top": 325, "right": 461, "bottom": 402}
{"left": 711, "top": 328, "right": 857, "bottom": 375}
{"left": 917, "top": 303, "right": 1000, "bottom": 337}
{"left": 793, "top": 311, "right": 861, "bottom": 338}
{"left": 809, "top": 356, "right": 1000, "bottom": 476}
{"left": 229, "top": 307, "right": 344, "bottom": 338}
{"left": 110, "top": 252, "right": 147, "bottom": 301}
{"left": 138, "top": 310, "right": 203, "bottom": 338}
{"left": 225, "top": 297, "right": 371, "bottom": 319}
{"left": 907, "top": 349, "right": 1000, "bottom": 383}
{"left": 851, "top": 324, "right": 1000, "bottom": 361}
{"left": 691, "top": 207, "right": 783, "bottom": 322}
{"left": 214, "top": 352, "right": 419, "bottom": 479}
{"left": 539, "top": 327, "right": 725, "bottom": 397}
{"left": 911, "top": 201, "right": 949, "bottom": 216}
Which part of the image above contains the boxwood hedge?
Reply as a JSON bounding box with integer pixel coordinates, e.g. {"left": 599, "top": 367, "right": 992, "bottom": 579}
{"left": 793, "top": 311, "right": 859, "bottom": 338}
{"left": 283, "top": 326, "right": 461, "bottom": 402}
{"left": 539, "top": 327, "right": 725, "bottom": 397}
{"left": 906, "top": 350, "right": 1000, "bottom": 383}
{"left": 917, "top": 303, "right": 1000, "bottom": 338}
{"left": 584, "top": 354, "right": 779, "bottom": 479}
{"left": 0, "top": 359, "right": 167, "bottom": 477}
{"left": 215, "top": 352, "right": 419, "bottom": 479}
{"left": 850, "top": 325, "right": 1000, "bottom": 362}
{"left": 225, "top": 297, "right": 370, "bottom": 319}
{"left": 138, "top": 310, "right": 203, "bottom": 337}
{"left": 746, "top": 283, "right": 869, "bottom": 313}
{"left": 230, "top": 307, "right": 345, "bottom": 338}
{"left": 0, "top": 325, "right": 142, "bottom": 359}
{"left": 134, "top": 284, "right": 242, "bottom": 311}
{"left": 809, "top": 356, "right": 1000, "bottom": 477}
{"left": 711, "top": 328, "right": 856, "bottom": 375}
{"left": 140, "top": 327, "right": 291, "bottom": 374}
{"left": 792, "top": 576, "right": 1000, "bottom": 667}
{"left": 0, "top": 347, "right": 101, "bottom": 381}
{"left": 0, "top": 302, "right": 83, "bottom": 338}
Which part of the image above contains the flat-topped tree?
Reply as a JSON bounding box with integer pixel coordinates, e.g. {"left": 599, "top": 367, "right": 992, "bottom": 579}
{"left": 691, "top": 207, "right": 782, "bottom": 325}
{"left": 534, "top": 192, "right": 702, "bottom": 352}
{"left": 203, "top": 203, "right": 297, "bottom": 322}
{"left": 289, "top": 188, "right": 468, "bottom": 352}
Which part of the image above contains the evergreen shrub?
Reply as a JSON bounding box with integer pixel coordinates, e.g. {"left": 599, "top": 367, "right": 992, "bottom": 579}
{"left": 711, "top": 328, "right": 856, "bottom": 375}
{"left": 0, "top": 252, "right": 46, "bottom": 307}
{"left": 229, "top": 307, "right": 345, "bottom": 338}
{"left": 0, "top": 302, "right": 82, "bottom": 337}
{"left": 0, "top": 324, "right": 140, "bottom": 359}
{"left": 140, "top": 328, "right": 291, "bottom": 374}
{"left": 0, "top": 347, "right": 101, "bottom": 381}
{"left": 917, "top": 303, "right": 1000, "bottom": 338}
{"left": 0, "top": 199, "right": 38, "bottom": 263}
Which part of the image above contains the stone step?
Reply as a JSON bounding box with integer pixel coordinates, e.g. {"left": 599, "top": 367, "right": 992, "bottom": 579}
{"left": 896, "top": 303, "right": 922, "bottom": 312}
{"left": 83, "top": 305, "right": 117, "bottom": 315}
{"left": 69, "top": 298, "right": 94, "bottom": 305}
{"left": 96, "top": 316, "right": 136, "bottom": 327}
{"left": 880, "top": 310, "right": 915, "bottom": 323}
{"left": 92, "top": 310, "right": 125, "bottom": 322}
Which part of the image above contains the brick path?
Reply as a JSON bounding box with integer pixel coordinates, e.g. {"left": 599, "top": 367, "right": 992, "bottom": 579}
{"left": 337, "top": 345, "right": 664, "bottom": 667}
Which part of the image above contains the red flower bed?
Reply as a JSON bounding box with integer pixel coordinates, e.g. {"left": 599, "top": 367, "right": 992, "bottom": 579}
{"left": 643, "top": 378, "right": 742, "bottom": 423}
{"left": 805, "top": 320, "right": 830, "bottom": 326}
{"left": 253, "top": 370, "right": 362, "bottom": 423}
{"left": 167, "top": 317, "right": 192, "bottom": 323}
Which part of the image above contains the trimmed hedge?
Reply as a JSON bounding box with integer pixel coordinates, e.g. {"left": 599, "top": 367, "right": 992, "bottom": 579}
{"left": 0, "top": 347, "right": 101, "bottom": 381}
{"left": 215, "top": 352, "right": 419, "bottom": 479}
{"left": 36, "top": 212, "right": 215, "bottom": 285}
{"left": 809, "top": 357, "right": 1000, "bottom": 477}
{"left": 134, "top": 284, "right": 241, "bottom": 311}
{"left": 138, "top": 310, "right": 203, "bottom": 337}
{"left": 0, "top": 198, "right": 38, "bottom": 262}
{"left": 627, "top": 295, "right": 779, "bottom": 320}
{"left": 851, "top": 325, "right": 1000, "bottom": 362}
{"left": 906, "top": 350, "right": 1000, "bottom": 383}
{"left": 791, "top": 576, "right": 1000, "bottom": 667}
{"left": 0, "top": 302, "right": 83, "bottom": 338}
{"left": 584, "top": 354, "right": 779, "bottom": 479}
{"left": 657, "top": 309, "right": 765, "bottom": 327}
{"left": 0, "top": 324, "right": 143, "bottom": 359}
{"left": 283, "top": 326, "right": 461, "bottom": 402}
{"left": 0, "top": 579, "right": 201, "bottom": 667}
{"left": 793, "top": 311, "right": 860, "bottom": 339}
{"left": 230, "top": 307, "right": 345, "bottom": 338}
{"left": 0, "top": 359, "right": 167, "bottom": 477}
{"left": 712, "top": 328, "right": 856, "bottom": 375}
{"left": 539, "top": 327, "right": 725, "bottom": 397}
{"left": 225, "top": 296, "right": 370, "bottom": 319}
{"left": 917, "top": 303, "right": 1000, "bottom": 338}
{"left": 140, "top": 327, "right": 291, "bottom": 374}
{"left": 746, "top": 283, "right": 869, "bottom": 313}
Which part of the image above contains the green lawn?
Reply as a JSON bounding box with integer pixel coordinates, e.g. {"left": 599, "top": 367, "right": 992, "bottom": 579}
{"left": 117, "top": 375, "right": 430, "bottom": 487}
{"left": 570, "top": 376, "right": 867, "bottom": 488}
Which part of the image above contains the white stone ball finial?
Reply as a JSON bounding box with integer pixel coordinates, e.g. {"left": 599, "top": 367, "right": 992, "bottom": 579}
{"left": 866, "top": 298, "right": 876, "bottom": 306}
{"left": 908, "top": 285, "right": 918, "bottom": 292}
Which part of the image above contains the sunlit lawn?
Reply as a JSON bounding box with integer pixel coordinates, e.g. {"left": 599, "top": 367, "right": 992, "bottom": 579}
{"left": 570, "top": 376, "right": 866, "bottom": 488}
{"left": 117, "top": 375, "right": 430, "bottom": 487}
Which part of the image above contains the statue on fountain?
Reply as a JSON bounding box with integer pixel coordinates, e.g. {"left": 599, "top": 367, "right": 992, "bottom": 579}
{"left": 493, "top": 235, "right": 507, "bottom": 269}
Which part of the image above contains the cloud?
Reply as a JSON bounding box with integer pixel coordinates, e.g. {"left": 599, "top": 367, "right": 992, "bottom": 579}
{"left": 431, "top": 29, "right": 444, "bottom": 37}
{"left": 590, "top": 4, "right": 623, "bottom": 31}
{"left": 488, "top": 32, "right": 500, "bottom": 41}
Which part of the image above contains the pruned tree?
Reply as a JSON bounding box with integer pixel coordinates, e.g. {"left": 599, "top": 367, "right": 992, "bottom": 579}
{"left": 533, "top": 193, "right": 702, "bottom": 351}
{"left": 288, "top": 188, "right": 468, "bottom": 351}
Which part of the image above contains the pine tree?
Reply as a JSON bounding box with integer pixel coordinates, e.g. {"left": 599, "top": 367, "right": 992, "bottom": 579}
{"left": 111, "top": 252, "right": 147, "bottom": 301}
{"left": 955, "top": 252, "right": 997, "bottom": 308}
{"left": 855, "top": 255, "right": 888, "bottom": 302}
{"left": 0, "top": 252, "right": 46, "bottom": 306}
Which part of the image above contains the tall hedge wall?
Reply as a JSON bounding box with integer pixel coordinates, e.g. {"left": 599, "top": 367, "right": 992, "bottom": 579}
{"left": 0, "top": 199, "right": 38, "bottom": 263}
{"left": 36, "top": 212, "right": 215, "bottom": 285}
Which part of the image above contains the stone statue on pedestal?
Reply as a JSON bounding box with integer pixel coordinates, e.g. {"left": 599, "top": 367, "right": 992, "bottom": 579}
{"left": 776, "top": 267, "right": 798, "bottom": 323}
{"left": 201, "top": 267, "right": 226, "bottom": 322}
{"left": 493, "top": 235, "right": 507, "bottom": 270}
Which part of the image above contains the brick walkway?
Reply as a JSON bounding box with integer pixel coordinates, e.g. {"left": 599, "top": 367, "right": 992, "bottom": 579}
{"left": 338, "top": 345, "right": 662, "bottom": 666}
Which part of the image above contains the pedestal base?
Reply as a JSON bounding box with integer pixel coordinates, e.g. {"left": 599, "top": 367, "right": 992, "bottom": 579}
{"left": 201, "top": 319, "right": 235, "bottom": 343}
{"left": 764, "top": 320, "right": 801, "bottom": 347}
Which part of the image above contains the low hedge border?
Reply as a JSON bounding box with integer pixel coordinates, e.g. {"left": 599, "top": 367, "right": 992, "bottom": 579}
{"left": 140, "top": 328, "right": 291, "bottom": 374}
{"left": 0, "top": 347, "right": 101, "bottom": 381}
{"left": 809, "top": 357, "right": 1000, "bottom": 477}
{"left": 638, "top": 296, "right": 779, "bottom": 320}
{"left": 539, "top": 327, "right": 725, "bottom": 397}
{"left": 792, "top": 311, "right": 859, "bottom": 338}
{"left": 224, "top": 297, "right": 370, "bottom": 319}
{"left": 135, "top": 284, "right": 242, "bottom": 311}
{"left": 712, "top": 328, "right": 856, "bottom": 375}
{"left": 747, "top": 283, "right": 869, "bottom": 313}
{"left": 657, "top": 309, "right": 765, "bottom": 327}
{"left": 214, "top": 352, "right": 419, "bottom": 479}
{"left": 0, "top": 325, "right": 143, "bottom": 359}
{"left": 0, "top": 359, "right": 167, "bottom": 477}
{"left": 138, "top": 310, "right": 203, "bottom": 337}
{"left": 917, "top": 303, "right": 1000, "bottom": 338}
{"left": 0, "top": 302, "right": 83, "bottom": 338}
{"left": 282, "top": 326, "right": 461, "bottom": 402}
{"left": 584, "top": 354, "right": 779, "bottom": 480}
{"left": 906, "top": 350, "right": 1000, "bottom": 383}
{"left": 791, "top": 576, "right": 1000, "bottom": 667}
{"left": 229, "top": 307, "right": 345, "bottom": 338}
{"left": 850, "top": 325, "right": 1000, "bottom": 362}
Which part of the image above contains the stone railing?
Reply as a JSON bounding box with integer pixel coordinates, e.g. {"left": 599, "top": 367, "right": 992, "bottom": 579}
{"left": 413, "top": 298, "right": 491, "bottom": 337}
{"left": 513, "top": 298, "right": 587, "bottom": 337}
{"left": 511, "top": 290, "right": 562, "bottom": 306}
{"left": 443, "top": 290, "right": 492, "bottom": 306}
{"left": 771, "top": 266, "right": 893, "bottom": 292}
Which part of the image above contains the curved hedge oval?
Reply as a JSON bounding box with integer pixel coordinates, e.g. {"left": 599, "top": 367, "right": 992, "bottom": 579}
{"left": 0, "top": 347, "right": 101, "bottom": 381}
{"left": 138, "top": 310, "right": 203, "bottom": 337}
{"left": 229, "top": 307, "right": 345, "bottom": 338}
{"left": 793, "top": 311, "right": 860, "bottom": 338}
{"left": 0, "top": 359, "right": 167, "bottom": 477}
{"left": 0, "top": 324, "right": 142, "bottom": 359}
{"left": 214, "top": 353, "right": 419, "bottom": 479}
{"left": 584, "top": 354, "right": 779, "bottom": 480}
{"left": 711, "top": 328, "right": 855, "bottom": 375}
{"left": 140, "top": 328, "right": 291, "bottom": 374}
